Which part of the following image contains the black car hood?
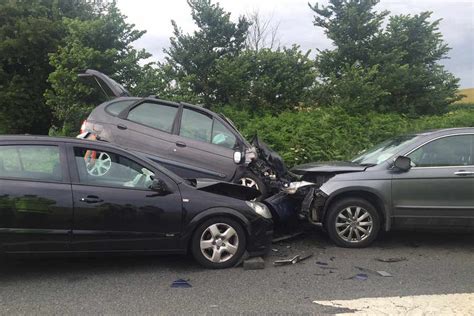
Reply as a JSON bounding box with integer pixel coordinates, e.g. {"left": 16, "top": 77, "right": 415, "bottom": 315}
{"left": 291, "top": 161, "right": 367, "bottom": 175}
{"left": 190, "top": 178, "right": 261, "bottom": 200}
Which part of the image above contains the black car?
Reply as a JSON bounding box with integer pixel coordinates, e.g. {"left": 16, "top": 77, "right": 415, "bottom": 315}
{"left": 0, "top": 136, "right": 273, "bottom": 268}
{"left": 78, "top": 70, "right": 292, "bottom": 198}
{"left": 269, "top": 128, "right": 474, "bottom": 247}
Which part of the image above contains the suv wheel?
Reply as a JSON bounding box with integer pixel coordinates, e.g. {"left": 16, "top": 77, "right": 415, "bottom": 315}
{"left": 326, "top": 198, "right": 380, "bottom": 248}
{"left": 191, "top": 217, "right": 246, "bottom": 269}
{"left": 236, "top": 171, "right": 268, "bottom": 200}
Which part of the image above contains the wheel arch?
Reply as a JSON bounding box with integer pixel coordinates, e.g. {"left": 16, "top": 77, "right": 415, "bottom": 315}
{"left": 322, "top": 189, "right": 391, "bottom": 231}
{"left": 181, "top": 207, "right": 251, "bottom": 253}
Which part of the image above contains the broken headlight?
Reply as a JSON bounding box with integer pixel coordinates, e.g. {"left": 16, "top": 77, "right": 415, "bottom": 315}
{"left": 246, "top": 201, "right": 272, "bottom": 219}
{"left": 282, "top": 181, "right": 315, "bottom": 194}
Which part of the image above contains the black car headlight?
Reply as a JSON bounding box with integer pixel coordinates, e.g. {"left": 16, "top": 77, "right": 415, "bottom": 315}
{"left": 245, "top": 201, "right": 272, "bottom": 219}
{"left": 282, "top": 181, "right": 315, "bottom": 194}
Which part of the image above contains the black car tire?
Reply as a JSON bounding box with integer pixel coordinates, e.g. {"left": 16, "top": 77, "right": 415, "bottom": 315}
{"left": 191, "top": 217, "right": 247, "bottom": 269}
{"left": 235, "top": 171, "right": 268, "bottom": 201}
{"left": 326, "top": 198, "right": 380, "bottom": 248}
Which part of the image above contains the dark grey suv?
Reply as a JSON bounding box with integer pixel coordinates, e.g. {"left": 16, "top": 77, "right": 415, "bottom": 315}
{"left": 78, "top": 70, "right": 291, "bottom": 198}
{"left": 272, "top": 128, "right": 474, "bottom": 247}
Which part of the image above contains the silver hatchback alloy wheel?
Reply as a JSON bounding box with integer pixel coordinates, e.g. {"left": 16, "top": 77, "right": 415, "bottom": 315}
{"left": 200, "top": 223, "right": 239, "bottom": 263}
{"left": 238, "top": 177, "right": 259, "bottom": 190}
{"left": 335, "top": 206, "right": 373, "bottom": 243}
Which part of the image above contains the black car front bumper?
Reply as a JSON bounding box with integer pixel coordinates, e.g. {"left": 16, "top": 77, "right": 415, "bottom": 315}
{"left": 246, "top": 217, "right": 273, "bottom": 257}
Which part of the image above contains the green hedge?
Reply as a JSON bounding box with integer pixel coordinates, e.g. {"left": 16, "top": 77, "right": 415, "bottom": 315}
{"left": 219, "top": 105, "right": 474, "bottom": 167}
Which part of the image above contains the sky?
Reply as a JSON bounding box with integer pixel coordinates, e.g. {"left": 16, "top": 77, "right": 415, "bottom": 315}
{"left": 117, "top": 0, "right": 474, "bottom": 88}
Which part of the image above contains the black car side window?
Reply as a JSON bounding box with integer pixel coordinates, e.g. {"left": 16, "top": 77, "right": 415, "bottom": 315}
{"left": 0, "top": 145, "right": 62, "bottom": 181}
{"left": 127, "top": 102, "right": 178, "bottom": 132}
{"left": 408, "top": 135, "right": 473, "bottom": 167}
{"left": 74, "top": 147, "right": 155, "bottom": 189}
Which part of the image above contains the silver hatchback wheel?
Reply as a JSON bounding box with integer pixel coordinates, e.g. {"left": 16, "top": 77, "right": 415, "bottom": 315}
{"left": 238, "top": 177, "right": 259, "bottom": 190}
{"left": 200, "top": 223, "right": 239, "bottom": 263}
{"left": 335, "top": 206, "right": 374, "bottom": 243}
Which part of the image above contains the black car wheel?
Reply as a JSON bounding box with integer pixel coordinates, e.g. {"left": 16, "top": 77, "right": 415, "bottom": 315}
{"left": 326, "top": 198, "right": 380, "bottom": 248}
{"left": 191, "top": 217, "right": 247, "bottom": 269}
{"left": 235, "top": 171, "right": 268, "bottom": 200}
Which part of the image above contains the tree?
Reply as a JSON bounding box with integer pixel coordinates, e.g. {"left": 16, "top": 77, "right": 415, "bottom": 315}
{"left": 214, "top": 46, "right": 317, "bottom": 113}
{"left": 164, "top": 0, "right": 250, "bottom": 107}
{"left": 0, "top": 0, "right": 96, "bottom": 134}
{"left": 45, "top": 2, "right": 150, "bottom": 135}
{"left": 245, "top": 10, "right": 280, "bottom": 52}
{"left": 310, "top": 0, "right": 461, "bottom": 116}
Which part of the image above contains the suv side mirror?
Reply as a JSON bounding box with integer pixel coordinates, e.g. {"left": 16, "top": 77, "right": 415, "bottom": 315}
{"left": 233, "top": 151, "right": 244, "bottom": 164}
{"left": 393, "top": 156, "right": 412, "bottom": 172}
{"left": 150, "top": 178, "right": 170, "bottom": 194}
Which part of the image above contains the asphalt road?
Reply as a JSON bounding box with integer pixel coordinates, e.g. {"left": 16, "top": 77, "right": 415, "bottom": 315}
{"left": 0, "top": 228, "right": 473, "bottom": 315}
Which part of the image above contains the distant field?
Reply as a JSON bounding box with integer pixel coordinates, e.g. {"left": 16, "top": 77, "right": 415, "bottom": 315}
{"left": 456, "top": 88, "right": 474, "bottom": 103}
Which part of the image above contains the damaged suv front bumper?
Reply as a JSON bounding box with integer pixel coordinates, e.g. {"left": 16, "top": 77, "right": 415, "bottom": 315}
{"left": 263, "top": 181, "right": 328, "bottom": 224}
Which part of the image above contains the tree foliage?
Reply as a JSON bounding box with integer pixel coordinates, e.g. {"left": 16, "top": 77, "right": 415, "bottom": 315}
{"left": 0, "top": 0, "right": 96, "bottom": 134}
{"left": 164, "top": 0, "right": 250, "bottom": 107}
{"left": 310, "top": 0, "right": 461, "bottom": 116}
{"left": 214, "top": 46, "right": 316, "bottom": 113}
{"left": 45, "top": 2, "right": 150, "bottom": 135}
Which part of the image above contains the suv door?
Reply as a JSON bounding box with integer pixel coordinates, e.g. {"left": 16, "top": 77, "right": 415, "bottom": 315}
{"left": 0, "top": 143, "right": 72, "bottom": 253}
{"left": 171, "top": 107, "right": 239, "bottom": 181}
{"left": 391, "top": 134, "right": 474, "bottom": 229}
{"left": 68, "top": 144, "right": 182, "bottom": 252}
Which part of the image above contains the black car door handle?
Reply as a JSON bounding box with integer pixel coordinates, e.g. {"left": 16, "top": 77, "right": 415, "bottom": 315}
{"left": 454, "top": 170, "right": 474, "bottom": 176}
{"left": 117, "top": 124, "right": 128, "bottom": 130}
{"left": 80, "top": 196, "right": 104, "bottom": 204}
{"left": 175, "top": 141, "right": 187, "bottom": 148}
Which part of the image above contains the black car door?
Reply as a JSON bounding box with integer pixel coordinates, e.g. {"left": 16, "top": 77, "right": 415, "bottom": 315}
{"left": 0, "top": 143, "right": 73, "bottom": 253}
{"left": 67, "top": 144, "right": 183, "bottom": 252}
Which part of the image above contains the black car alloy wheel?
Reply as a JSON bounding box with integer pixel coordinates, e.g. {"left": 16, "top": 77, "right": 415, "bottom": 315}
{"left": 326, "top": 198, "right": 380, "bottom": 248}
{"left": 191, "top": 217, "right": 246, "bottom": 269}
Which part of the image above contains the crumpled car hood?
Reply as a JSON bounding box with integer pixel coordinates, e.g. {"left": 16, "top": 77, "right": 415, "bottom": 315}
{"left": 190, "top": 178, "right": 261, "bottom": 200}
{"left": 291, "top": 161, "right": 367, "bottom": 175}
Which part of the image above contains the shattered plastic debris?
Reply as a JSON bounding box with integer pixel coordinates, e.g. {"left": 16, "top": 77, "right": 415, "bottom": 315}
{"left": 352, "top": 273, "right": 368, "bottom": 281}
{"left": 316, "top": 261, "right": 328, "bottom": 266}
{"left": 171, "top": 279, "right": 192, "bottom": 288}
{"left": 274, "top": 253, "right": 313, "bottom": 266}
{"left": 375, "top": 257, "right": 407, "bottom": 263}
{"left": 376, "top": 270, "right": 393, "bottom": 277}
{"left": 272, "top": 232, "right": 304, "bottom": 243}
{"left": 355, "top": 266, "right": 393, "bottom": 277}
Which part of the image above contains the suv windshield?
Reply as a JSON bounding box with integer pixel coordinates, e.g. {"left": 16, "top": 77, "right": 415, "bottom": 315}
{"left": 351, "top": 135, "right": 421, "bottom": 165}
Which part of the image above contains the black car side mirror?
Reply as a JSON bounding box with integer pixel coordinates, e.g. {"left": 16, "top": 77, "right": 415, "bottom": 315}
{"left": 393, "top": 156, "right": 412, "bottom": 172}
{"left": 150, "top": 178, "right": 171, "bottom": 195}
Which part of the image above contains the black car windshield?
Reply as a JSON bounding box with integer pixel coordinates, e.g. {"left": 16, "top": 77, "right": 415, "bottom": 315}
{"left": 351, "top": 135, "right": 421, "bottom": 165}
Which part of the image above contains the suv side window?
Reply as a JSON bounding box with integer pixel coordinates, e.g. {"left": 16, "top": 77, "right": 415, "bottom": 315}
{"left": 74, "top": 147, "right": 155, "bottom": 189}
{"left": 179, "top": 108, "right": 212, "bottom": 142}
{"left": 408, "top": 135, "right": 473, "bottom": 167}
{"left": 106, "top": 100, "right": 136, "bottom": 116}
{"left": 0, "top": 145, "right": 62, "bottom": 181}
{"left": 212, "top": 119, "right": 237, "bottom": 149}
{"left": 127, "top": 102, "right": 178, "bottom": 132}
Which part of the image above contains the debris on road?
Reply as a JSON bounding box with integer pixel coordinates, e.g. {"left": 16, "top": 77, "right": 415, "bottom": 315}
{"left": 376, "top": 270, "right": 393, "bottom": 277}
{"left": 355, "top": 266, "right": 393, "bottom": 277}
{"left": 171, "top": 279, "right": 192, "bottom": 288}
{"left": 316, "top": 261, "right": 328, "bottom": 266}
{"left": 375, "top": 257, "right": 407, "bottom": 263}
{"left": 350, "top": 273, "right": 368, "bottom": 281}
{"left": 271, "top": 248, "right": 279, "bottom": 252}
{"left": 272, "top": 232, "right": 304, "bottom": 243}
{"left": 243, "top": 257, "right": 265, "bottom": 270}
{"left": 274, "top": 253, "right": 313, "bottom": 266}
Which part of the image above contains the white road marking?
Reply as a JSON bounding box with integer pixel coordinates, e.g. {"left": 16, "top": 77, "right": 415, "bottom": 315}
{"left": 313, "top": 293, "right": 474, "bottom": 315}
